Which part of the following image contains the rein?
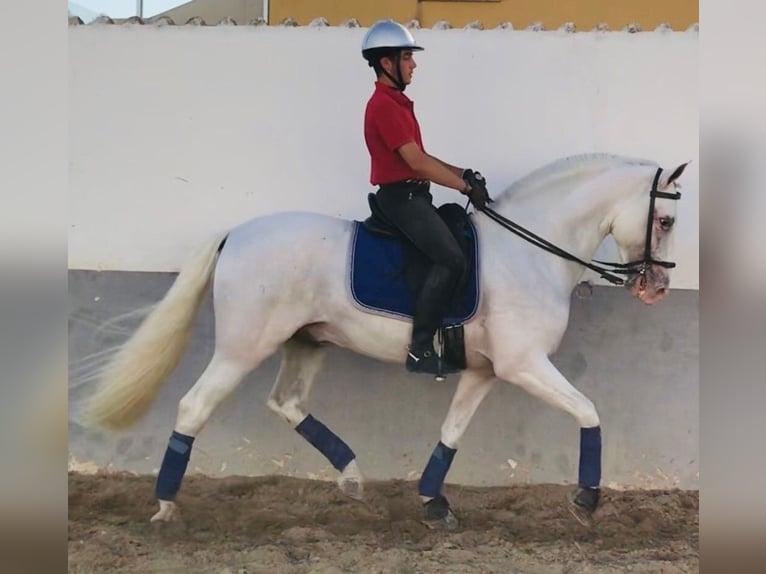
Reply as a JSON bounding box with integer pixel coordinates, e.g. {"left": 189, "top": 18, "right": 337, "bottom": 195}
{"left": 476, "top": 167, "right": 682, "bottom": 286}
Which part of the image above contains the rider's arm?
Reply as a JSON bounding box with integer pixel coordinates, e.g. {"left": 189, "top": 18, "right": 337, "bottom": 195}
{"left": 398, "top": 143, "right": 470, "bottom": 194}
{"left": 426, "top": 154, "right": 464, "bottom": 178}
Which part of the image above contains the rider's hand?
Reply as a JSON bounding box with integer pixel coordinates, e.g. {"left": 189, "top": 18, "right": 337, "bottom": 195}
{"left": 461, "top": 169, "right": 493, "bottom": 210}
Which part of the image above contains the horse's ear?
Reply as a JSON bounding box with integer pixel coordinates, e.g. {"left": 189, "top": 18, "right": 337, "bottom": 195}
{"left": 664, "top": 162, "right": 689, "bottom": 187}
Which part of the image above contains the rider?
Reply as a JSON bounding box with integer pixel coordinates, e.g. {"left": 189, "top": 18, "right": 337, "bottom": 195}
{"left": 361, "top": 19, "right": 492, "bottom": 376}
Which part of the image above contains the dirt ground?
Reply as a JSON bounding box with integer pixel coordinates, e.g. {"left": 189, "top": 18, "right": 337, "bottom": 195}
{"left": 68, "top": 472, "right": 698, "bottom": 573}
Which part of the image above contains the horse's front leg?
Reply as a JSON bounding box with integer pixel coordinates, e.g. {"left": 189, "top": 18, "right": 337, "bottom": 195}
{"left": 495, "top": 353, "right": 602, "bottom": 525}
{"left": 418, "top": 368, "right": 495, "bottom": 530}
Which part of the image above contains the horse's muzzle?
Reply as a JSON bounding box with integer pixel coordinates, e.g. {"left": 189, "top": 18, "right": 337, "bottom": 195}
{"left": 627, "top": 265, "right": 671, "bottom": 305}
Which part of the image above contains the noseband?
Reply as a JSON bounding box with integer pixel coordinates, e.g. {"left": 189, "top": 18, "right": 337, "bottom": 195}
{"left": 478, "top": 167, "right": 682, "bottom": 286}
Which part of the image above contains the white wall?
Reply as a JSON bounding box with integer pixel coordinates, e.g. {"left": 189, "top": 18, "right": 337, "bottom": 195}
{"left": 69, "top": 26, "right": 698, "bottom": 289}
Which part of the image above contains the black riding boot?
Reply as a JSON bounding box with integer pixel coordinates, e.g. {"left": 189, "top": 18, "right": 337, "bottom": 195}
{"left": 406, "top": 264, "right": 462, "bottom": 376}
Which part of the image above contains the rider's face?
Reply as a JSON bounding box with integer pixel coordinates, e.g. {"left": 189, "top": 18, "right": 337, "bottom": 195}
{"left": 398, "top": 51, "right": 417, "bottom": 84}
{"left": 382, "top": 50, "right": 417, "bottom": 85}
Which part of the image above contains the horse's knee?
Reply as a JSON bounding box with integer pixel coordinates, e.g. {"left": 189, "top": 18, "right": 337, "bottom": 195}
{"left": 578, "top": 401, "right": 600, "bottom": 428}
{"left": 567, "top": 388, "right": 599, "bottom": 428}
{"left": 495, "top": 359, "right": 600, "bottom": 428}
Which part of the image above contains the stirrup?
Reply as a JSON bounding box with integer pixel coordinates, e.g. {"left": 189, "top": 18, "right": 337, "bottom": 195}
{"left": 406, "top": 347, "right": 460, "bottom": 379}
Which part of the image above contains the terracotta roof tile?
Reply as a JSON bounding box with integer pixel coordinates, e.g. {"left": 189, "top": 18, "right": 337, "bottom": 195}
{"left": 67, "top": 15, "right": 698, "bottom": 33}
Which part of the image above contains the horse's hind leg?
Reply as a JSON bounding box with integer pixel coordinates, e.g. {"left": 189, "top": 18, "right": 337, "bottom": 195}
{"left": 267, "top": 336, "right": 364, "bottom": 500}
{"left": 150, "top": 349, "right": 267, "bottom": 523}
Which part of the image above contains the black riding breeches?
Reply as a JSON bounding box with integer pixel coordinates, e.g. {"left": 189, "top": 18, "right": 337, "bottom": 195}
{"left": 375, "top": 182, "right": 466, "bottom": 349}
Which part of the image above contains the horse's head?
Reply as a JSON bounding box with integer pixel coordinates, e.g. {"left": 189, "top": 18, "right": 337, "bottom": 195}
{"left": 610, "top": 162, "right": 688, "bottom": 305}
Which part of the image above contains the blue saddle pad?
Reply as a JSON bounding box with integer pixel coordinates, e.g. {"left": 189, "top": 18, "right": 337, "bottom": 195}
{"left": 349, "top": 221, "right": 480, "bottom": 323}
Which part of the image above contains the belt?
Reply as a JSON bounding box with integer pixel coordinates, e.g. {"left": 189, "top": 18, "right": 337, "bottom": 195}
{"left": 378, "top": 179, "right": 430, "bottom": 189}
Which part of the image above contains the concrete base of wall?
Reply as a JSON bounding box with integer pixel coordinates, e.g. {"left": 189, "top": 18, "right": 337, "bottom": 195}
{"left": 68, "top": 270, "right": 698, "bottom": 490}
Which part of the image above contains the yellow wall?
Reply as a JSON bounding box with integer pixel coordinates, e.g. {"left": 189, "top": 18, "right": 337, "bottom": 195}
{"left": 157, "top": 0, "right": 264, "bottom": 24}
{"left": 271, "top": 0, "right": 698, "bottom": 29}
{"left": 272, "top": 0, "right": 417, "bottom": 27}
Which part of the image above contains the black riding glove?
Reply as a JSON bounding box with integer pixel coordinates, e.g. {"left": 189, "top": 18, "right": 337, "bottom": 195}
{"left": 462, "top": 169, "right": 493, "bottom": 210}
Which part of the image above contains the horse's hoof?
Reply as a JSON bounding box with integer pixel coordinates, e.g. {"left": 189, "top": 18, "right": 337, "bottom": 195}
{"left": 338, "top": 476, "right": 364, "bottom": 500}
{"left": 422, "top": 495, "right": 459, "bottom": 531}
{"left": 568, "top": 487, "right": 600, "bottom": 526}
{"left": 150, "top": 500, "right": 177, "bottom": 523}
{"left": 337, "top": 460, "right": 365, "bottom": 500}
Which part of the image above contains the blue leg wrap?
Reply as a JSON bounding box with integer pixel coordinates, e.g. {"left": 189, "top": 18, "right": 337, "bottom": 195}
{"left": 578, "top": 426, "right": 602, "bottom": 488}
{"left": 418, "top": 441, "right": 457, "bottom": 498}
{"left": 155, "top": 431, "right": 194, "bottom": 501}
{"left": 295, "top": 414, "right": 355, "bottom": 471}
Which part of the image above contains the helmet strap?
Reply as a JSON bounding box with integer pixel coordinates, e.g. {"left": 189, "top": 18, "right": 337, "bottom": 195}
{"left": 380, "top": 52, "right": 406, "bottom": 92}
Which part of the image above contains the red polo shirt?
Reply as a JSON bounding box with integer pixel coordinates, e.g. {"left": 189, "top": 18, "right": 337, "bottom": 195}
{"left": 364, "top": 81, "right": 425, "bottom": 185}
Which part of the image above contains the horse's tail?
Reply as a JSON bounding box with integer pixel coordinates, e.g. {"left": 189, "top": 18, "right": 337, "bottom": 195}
{"left": 84, "top": 231, "right": 229, "bottom": 431}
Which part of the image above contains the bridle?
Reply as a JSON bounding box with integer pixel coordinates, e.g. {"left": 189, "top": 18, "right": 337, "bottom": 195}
{"left": 477, "top": 167, "right": 682, "bottom": 286}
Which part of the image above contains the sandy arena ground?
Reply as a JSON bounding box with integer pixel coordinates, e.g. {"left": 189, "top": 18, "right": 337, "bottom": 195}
{"left": 68, "top": 472, "right": 698, "bottom": 573}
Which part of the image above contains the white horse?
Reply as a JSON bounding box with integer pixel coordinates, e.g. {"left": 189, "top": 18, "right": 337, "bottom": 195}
{"left": 83, "top": 153, "right": 687, "bottom": 529}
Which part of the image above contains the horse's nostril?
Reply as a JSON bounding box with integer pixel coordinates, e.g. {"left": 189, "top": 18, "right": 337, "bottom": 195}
{"left": 656, "top": 287, "right": 667, "bottom": 296}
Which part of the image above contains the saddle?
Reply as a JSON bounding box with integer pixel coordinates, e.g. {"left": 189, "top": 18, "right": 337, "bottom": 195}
{"left": 356, "top": 193, "right": 477, "bottom": 370}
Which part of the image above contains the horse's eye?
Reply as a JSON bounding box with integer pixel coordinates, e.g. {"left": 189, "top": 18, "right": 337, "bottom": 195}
{"left": 659, "top": 216, "right": 674, "bottom": 230}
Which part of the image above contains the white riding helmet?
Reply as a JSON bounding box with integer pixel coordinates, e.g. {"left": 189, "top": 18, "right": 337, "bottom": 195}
{"left": 361, "top": 19, "right": 424, "bottom": 64}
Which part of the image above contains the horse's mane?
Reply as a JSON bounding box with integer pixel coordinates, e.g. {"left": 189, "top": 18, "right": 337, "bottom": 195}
{"left": 496, "top": 153, "right": 658, "bottom": 202}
